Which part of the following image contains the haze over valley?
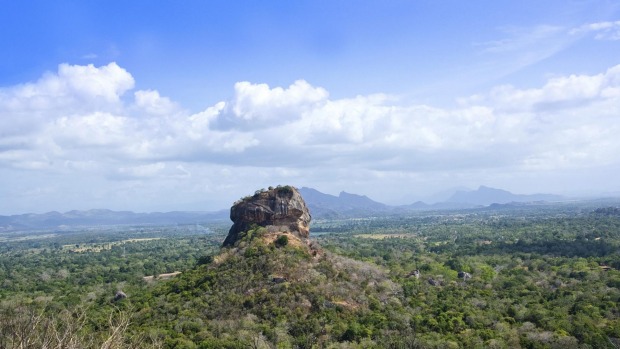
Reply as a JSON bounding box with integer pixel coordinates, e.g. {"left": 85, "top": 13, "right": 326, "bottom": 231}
{"left": 0, "top": 185, "right": 586, "bottom": 232}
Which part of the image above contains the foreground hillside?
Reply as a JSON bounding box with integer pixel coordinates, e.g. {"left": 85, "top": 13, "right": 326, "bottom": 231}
{"left": 131, "top": 228, "right": 412, "bottom": 348}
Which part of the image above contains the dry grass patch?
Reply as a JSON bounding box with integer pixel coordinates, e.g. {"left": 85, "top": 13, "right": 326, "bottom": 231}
{"left": 143, "top": 271, "right": 181, "bottom": 282}
{"left": 261, "top": 232, "right": 307, "bottom": 248}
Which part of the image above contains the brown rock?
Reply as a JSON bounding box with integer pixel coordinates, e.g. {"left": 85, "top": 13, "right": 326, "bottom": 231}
{"left": 222, "top": 186, "right": 311, "bottom": 247}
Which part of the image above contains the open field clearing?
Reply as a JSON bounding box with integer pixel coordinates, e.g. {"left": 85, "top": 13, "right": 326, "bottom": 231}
{"left": 62, "top": 237, "right": 162, "bottom": 252}
{"left": 354, "top": 233, "right": 414, "bottom": 239}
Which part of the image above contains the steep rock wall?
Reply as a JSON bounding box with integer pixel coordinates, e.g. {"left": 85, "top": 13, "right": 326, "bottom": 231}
{"left": 222, "top": 186, "right": 311, "bottom": 247}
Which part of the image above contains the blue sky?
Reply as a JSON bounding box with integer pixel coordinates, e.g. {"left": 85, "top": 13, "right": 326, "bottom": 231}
{"left": 1, "top": 1, "right": 620, "bottom": 214}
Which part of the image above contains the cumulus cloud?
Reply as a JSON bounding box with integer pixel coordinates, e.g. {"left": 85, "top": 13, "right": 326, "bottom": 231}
{"left": 51, "top": 112, "right": 132, "bottom": 148}
{"left": 1, "top": 62, "right": 134, "bottom": 108}
{"left": 0, "top": 62, "right": 134, "bottom": 140}
{"left": 218, "top": 66, "right": 620, "bottom": 175}
{"left": 214, "top": 80, "right": 328, "bottom": 130}
{"left": 3, "top": 62, "right": 620, "bottom": 172}
{"left": 134, "top": 89, "right": 178, "bottom": 115}
{"left": 1, "top": 62, "right": 620, "bottom": 212}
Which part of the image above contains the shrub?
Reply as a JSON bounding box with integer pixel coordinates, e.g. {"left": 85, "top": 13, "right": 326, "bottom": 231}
{"left": 277, "top": 185, "right": 294, "bottom": 196}
{"left": 275, "top": 235, "right": 289, "bottom": 248}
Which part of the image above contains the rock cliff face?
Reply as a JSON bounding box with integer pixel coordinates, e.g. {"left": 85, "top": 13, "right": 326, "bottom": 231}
{"left": 222, "top": 186, "right": 311, "bottom": 247}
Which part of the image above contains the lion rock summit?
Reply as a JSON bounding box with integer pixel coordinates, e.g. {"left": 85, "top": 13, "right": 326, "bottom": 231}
{"left": 222, "top": 186, "right": 311, "bottom": 247}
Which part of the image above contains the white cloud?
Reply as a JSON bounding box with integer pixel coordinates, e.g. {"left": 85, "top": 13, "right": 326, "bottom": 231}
{"left": 134, "top": 89, "right": 178, "bottom": 115}
{"left": 570, "top": 20, "right": 620, "bottom": 40}
{"left": 1, "top": 62, "right": 620, "bottom": 212}
{"left": 17, "top": 62, "right": 134, "bottom": 105}
{"left": 463, "top": 64, "right": 620, "bottom": 111}
{"left": 0, "top": 62, "right": 134, "bottom": 139}
{"left": 187, "top": 101, "right": 225, "bottom": 139}
{"left": 216, "top": 80, "right": 328, "bottom": 129}
{"left": 51, "top": 112, "right": 132, "bottom": 147}
{"left": 59, "top": 63, "right": 134, "bottom": 101}
{"left": 4, "top": 62, "right": 620, "bottom": 173}
{"left": 0, "top": 63, "right": 265, "bottom": 172}
{"left": 291, "top": 94, "right": 394, "bottom": 144}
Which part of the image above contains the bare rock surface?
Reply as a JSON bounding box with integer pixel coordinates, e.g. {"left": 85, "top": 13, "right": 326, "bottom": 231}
{"left": 222, "top": 186, "right": 311, "bottom": 247}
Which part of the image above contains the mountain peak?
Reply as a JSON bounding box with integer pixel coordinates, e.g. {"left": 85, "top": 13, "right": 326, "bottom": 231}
{"left": 449, "top": 185, "right": 562, "bottom": 206}
{"left": 297, "top": 187, "right": 387, "bottom": 218}
{"left": 339, "top": 191, "right": 366, "bottom": 198}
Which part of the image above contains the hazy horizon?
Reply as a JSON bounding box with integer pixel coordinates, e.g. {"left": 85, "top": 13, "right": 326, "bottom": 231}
{"left": 3, "top": 184, "right": 618, "bottom": 216}
{"left": 1, "top": 1, "right": 620, "bottom": 215}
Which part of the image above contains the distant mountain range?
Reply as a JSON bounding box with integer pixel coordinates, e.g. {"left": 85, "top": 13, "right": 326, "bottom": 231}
{"left": 447, "top": 186, "right": 563, "bottom": 206}
{"left": 0, "top": 186, "right": 566, "bottom": 231}
{"left": 298, "top": 187, "right": 389, "bottom": 219}
{"left": 301, "top": 186, "right": 563, "bottom": 218}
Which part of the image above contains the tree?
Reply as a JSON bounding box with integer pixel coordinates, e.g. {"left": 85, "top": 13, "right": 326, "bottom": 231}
{"left": 275, "top": 235, "right": 289, "bottom": 248}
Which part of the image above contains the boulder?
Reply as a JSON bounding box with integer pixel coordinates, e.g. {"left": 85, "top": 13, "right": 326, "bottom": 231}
{"left": 222, "top": 186, "right": 311, "bottom": 247}
{"left": 113, "top": 290, "right": 127, "bottom": 301}
{"left": 458, "top": 271, "right": 472, "bottom": 280}
{"left": 407, "top": 269, "right": 421, "bottom": 279}
{"left": 427, "top": 278, "right": 442, "bottom": 287}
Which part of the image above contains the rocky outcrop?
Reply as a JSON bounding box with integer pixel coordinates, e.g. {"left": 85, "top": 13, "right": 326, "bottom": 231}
{"left": 458, "top": 271, "right": 472, "bottom": 280}
{"left": 222, "top": 186, "right": 311, "bottom": 247}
